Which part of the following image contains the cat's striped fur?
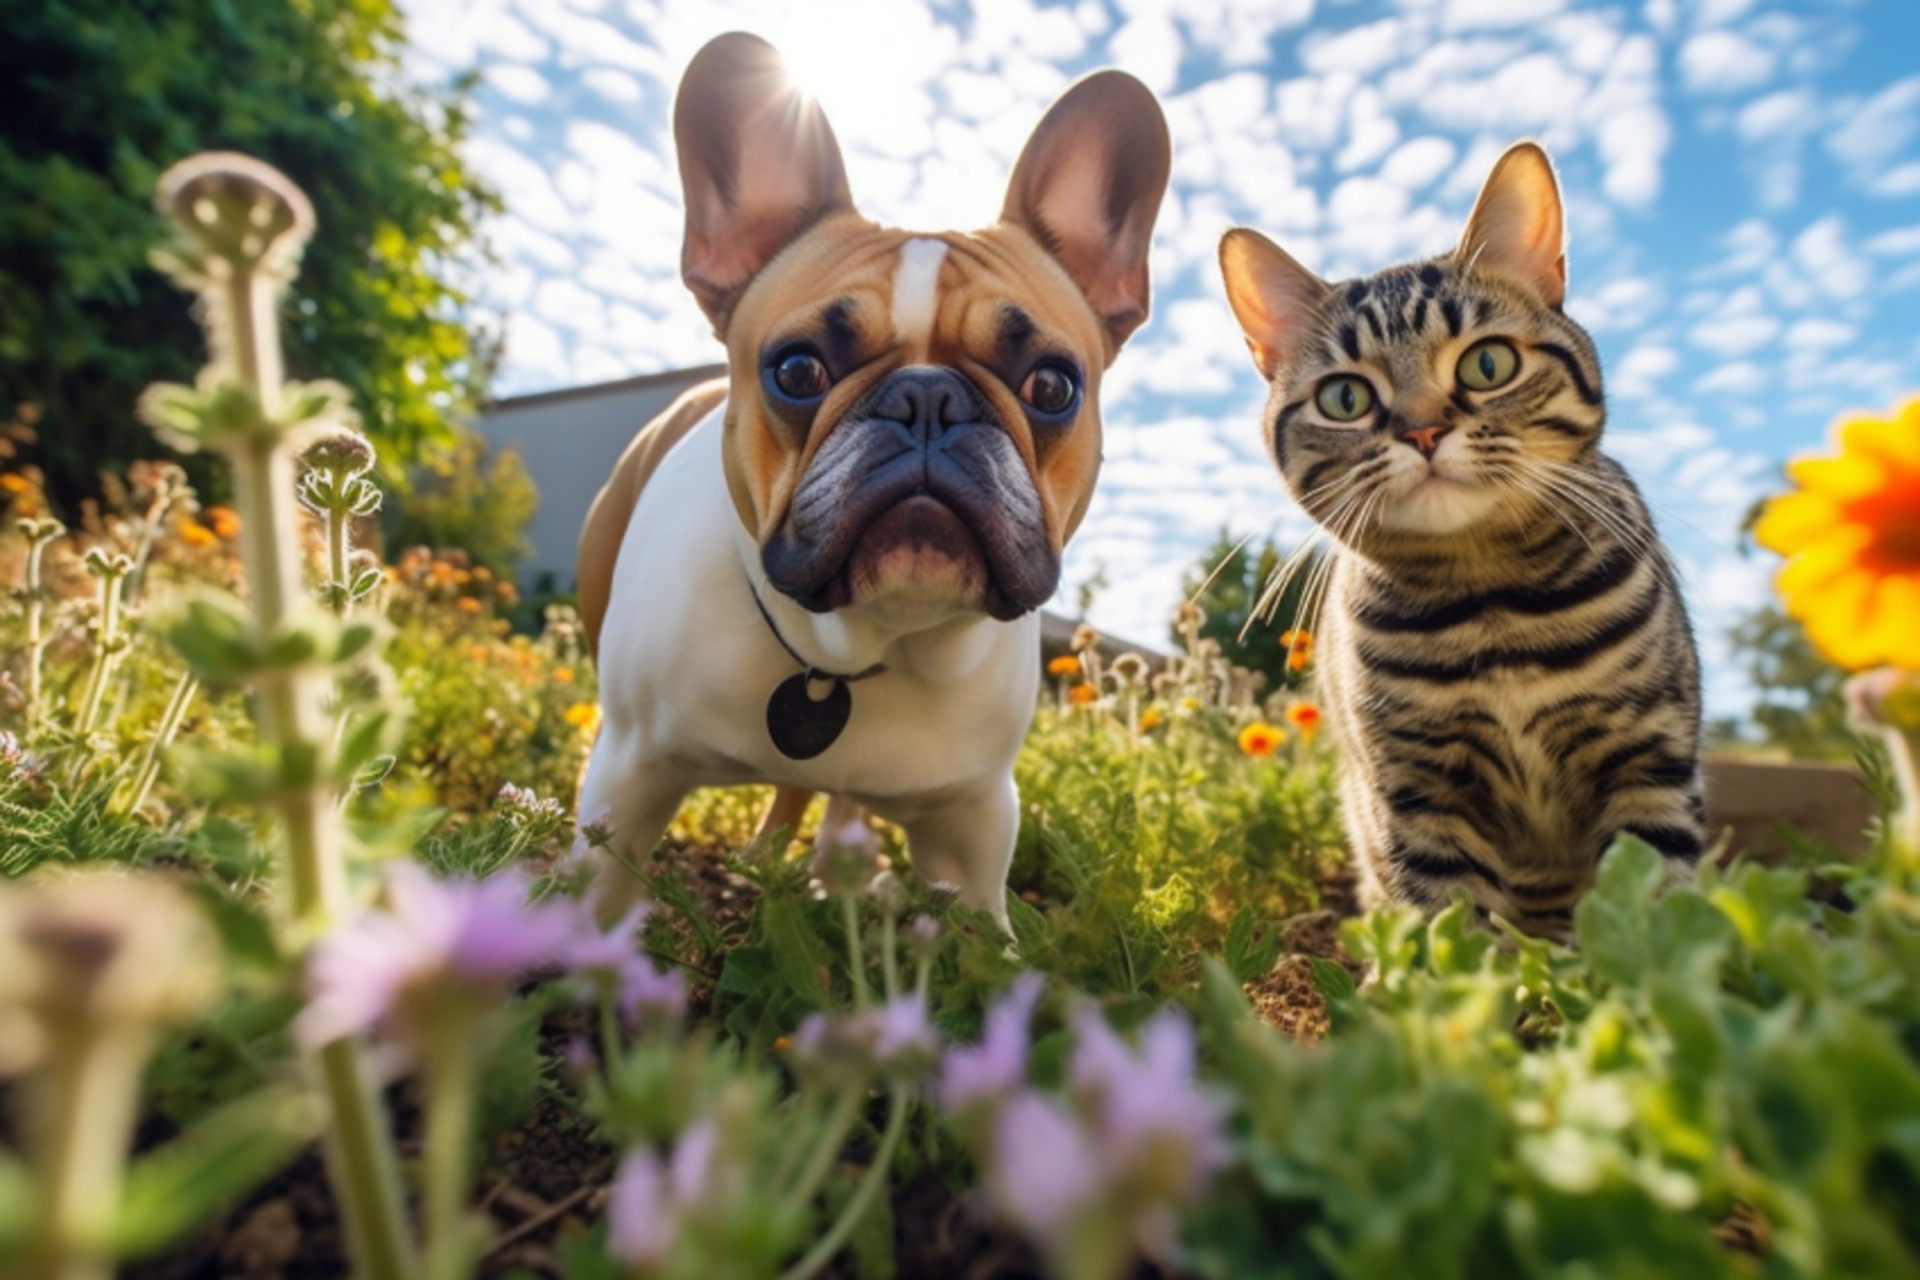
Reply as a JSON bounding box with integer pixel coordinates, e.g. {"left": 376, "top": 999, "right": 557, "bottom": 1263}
{"left": 1219, "top": 143, "right": 1704, "bottom": 939}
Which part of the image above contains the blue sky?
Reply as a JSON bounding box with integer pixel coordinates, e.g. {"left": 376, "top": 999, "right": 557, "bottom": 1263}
{"left": 400, "top": 0, "right": 1920, "bottom": 717}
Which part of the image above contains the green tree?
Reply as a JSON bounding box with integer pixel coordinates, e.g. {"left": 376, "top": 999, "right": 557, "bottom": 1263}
{"left": 383, "top": 430, "right": 538, "bottom": 580}
{"left": 0, "top": 0, "right": 498, "bottom": 511}
{"left": 1176, "top": 529, "right": 1323, "bottom": 691}
{"left": 1727, "top": 604, "right": 1860, "bottom": 760}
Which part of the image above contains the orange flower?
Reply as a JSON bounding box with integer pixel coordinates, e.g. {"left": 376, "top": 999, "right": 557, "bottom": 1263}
{"left": 1067, "top": 682, "right": 1098, "bottom": 707}
{"left": 1238, "top": 722, "right": 1285, "bottom": 756}
{"left": 177, "top": 517, "right": 219, "bottom": 549}
{"left": 1755, "top": 397, "right": 1920, "bottom": 670}
{"left": 468, "top": 644, "right": 490, "bottom": 662}
{"left": 1286, "top": 702, "right": 1322, "bottom": 741}
{"left": 496, "top": 581, "right": 519, "bottom": 604}
{"left": 1139, "top": 707, "right": 1165, "bottom": 732}
{"left": 456, "top": 596, "right": 482, "bottom": 614}
{"left": 1279, "top": 628, "right": 1312, "bottom": 649}
{"left": 0, "top": 473, "right": 31, "bottom": 495}
{"left": 1286, "top": 647, "right": 1311, "bottom": 672}
{"left": 204, "top": 506, "right": 241, "bottom": 539}
{"left": 554, "top": 666, "right": 576, "bottom": 684}
{"left": 1047, "top": 654, "right": 1083, "bottom": 678}
{"left": 564, "top": 702, "right": 602, "bottom": 733}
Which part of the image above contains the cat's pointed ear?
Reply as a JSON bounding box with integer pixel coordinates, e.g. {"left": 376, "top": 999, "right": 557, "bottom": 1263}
{"left": 1218, "top": 228, "right": 1330, "bottom": 381}
{"left": 1001, "top": 71, "right": 1171, "bottom": 352}
{"left": 1457, "top": 142, "right": 1566, "bottom": 308}
{"left": 675, "top": 33, "right": 854, "bottom": 333}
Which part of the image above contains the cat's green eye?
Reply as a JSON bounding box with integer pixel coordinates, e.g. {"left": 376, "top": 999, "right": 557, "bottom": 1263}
{"left": 1315, "top": 376, "right": 1375, "bottom": 422}
{"left": 1457, "top": 339, "right": 1520, "bottom": 391}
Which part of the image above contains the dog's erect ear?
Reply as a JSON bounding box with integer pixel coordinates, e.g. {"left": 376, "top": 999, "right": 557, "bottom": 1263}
{"left": 1001, "top": 71, "right": 1171, "bottom": 352}
{"left": 675, "top": 33, "right": 854, "bottom": 333}
{"left": 1456, "top": 141, "right": 1566, "bottom": 309}
{"left": 1218, "top": 228, "right": 1331, "bottom": 382}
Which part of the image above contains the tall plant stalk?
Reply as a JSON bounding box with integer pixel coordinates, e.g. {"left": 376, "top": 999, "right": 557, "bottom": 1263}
{"left": 140, "top": 153, "right": 417, "bottom": 1280}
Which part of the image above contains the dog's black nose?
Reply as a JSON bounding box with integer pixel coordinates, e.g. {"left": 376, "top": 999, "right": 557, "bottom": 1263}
{"left": 867, "top": 367, "right": 986, "bottom": 441}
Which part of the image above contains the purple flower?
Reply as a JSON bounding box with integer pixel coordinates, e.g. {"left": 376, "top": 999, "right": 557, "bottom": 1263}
{"left": 785, "top": 991, "right": 940, "bottom": 1083}
{"left": 618, "top": 958, "right": 687, "bottom": 1032}
{"left": 866, "top": 991, "right": 939, "bottom": 1074}
{"left": 984, "top": 1090, "right": 1102, "bottom": 1254}
{"left": 607, "top": 1147, "right": 676, "bottom": 1271}
{"left": 938, "top": 971, "right": 1044, "bottom": 1113}
{"left": 296, "top": 865, "right": 575, "bottom": 1053}
{"left": 1069, "top": 1006, "right": 1229, "bottom": 1255}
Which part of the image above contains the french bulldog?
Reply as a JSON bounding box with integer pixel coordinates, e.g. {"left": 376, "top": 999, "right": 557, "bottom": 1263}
{"left": 574, "top": 33, "right": 1170, "bottom": 927}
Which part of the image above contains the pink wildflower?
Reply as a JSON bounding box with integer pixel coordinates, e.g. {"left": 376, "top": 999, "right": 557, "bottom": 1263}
{"left": 938, "top": 971, "right": 1044, "bottom": 1113}
{"left": 296, "top": 865, "right": 575, "bottom": 1054}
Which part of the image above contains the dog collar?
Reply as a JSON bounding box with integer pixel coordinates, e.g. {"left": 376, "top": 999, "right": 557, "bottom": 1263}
{"left": 747, "top": 580, "right": 885, "bottom": 760}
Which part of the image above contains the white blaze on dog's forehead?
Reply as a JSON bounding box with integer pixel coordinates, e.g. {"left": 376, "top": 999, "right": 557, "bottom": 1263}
{"left": 891, "top": 238, "right": 949, "bottom": 345}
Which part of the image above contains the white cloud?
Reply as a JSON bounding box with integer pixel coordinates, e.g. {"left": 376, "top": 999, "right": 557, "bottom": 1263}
{"left": 1865, "top": 225, "right": 1920, "bottom": 257}
{"left": 1693, "top": 361, "right": 1767, "bottom": 396}
{"left": 487, "top": 62, "right": 553, "bottom": 104}
{"left": 1689, "top": 287, "right": 1780, "bottom": 356}
{"left": 1790, "top": 218, "right": 1870, "bottom": 300}
{"left": 1378, "top": 136, "right": 1457, "bottom": 191}
{"left": 581, "top": 67, "right": 645, "bottom": 103}
{"left": 1826, "top": 75, "right": 1920, "bottom": 191}
{"left": 1610, "top": 344, "right": 1678, "bottom": 399}
{"left": 1678, "top": 29, "right": 1776, "bottom": 95}
{"left": 1441, "top": 0, "right": 1567, "bottom": 33}
{"left": 1782, "top": 319, "right": 1857, "bottom": 352}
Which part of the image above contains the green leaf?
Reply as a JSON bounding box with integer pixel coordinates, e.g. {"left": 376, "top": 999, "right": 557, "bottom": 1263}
{"left": 760, "top": 895, "right": 835, "bottom": 1007}
{"left": 1575, "top": 835, "right": 1667, "bottom": 988}
{"left": 113, "top": 1087, "right": 320, "bottom": 1257}
{"left": 1224, "top": 906, "right": 1283, "bottom": 984}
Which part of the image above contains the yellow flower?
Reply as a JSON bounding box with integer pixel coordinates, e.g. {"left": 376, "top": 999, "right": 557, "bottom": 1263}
{"left": 176, "top": 517, "right": 218, "bottom": 549}
{"left": 1286, "top": 702, "right": 1322, "bottom": 742}
{"left": 1047, "top": 654, "right": 1083, "bottom": 678}
{"left": 1755, "top": 397, "right": 1920, "bottom": 670}
{"left": 564, "top": 702, "right": 602, "bottom": 734}
{"left": 1139, "top": 707, "right": 1165, "bottom": 732}
{"left": 1068, "top": 682, "right": 1098, "bottom": 707}
{"left": 554, "top": 666, "right": 576, "bottom": 684}
{"left": 1238, "top": 722, "right": 1285, "bottom": 756}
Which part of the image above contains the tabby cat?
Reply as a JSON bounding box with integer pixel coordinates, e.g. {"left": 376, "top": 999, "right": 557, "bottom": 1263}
{"left": 1217, "top": 142, "right": 1704, "bottom": 939}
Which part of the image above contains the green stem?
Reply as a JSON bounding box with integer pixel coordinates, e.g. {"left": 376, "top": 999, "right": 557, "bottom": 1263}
{"left": 315, "top": 1039, "right": 418, "bottom": 1280}
{"left": 841, "top": 894, "right": 869, "bottom": 1008}
{"left": 120, "top": 671, "right": 197, "bottom": 817}
{"left": 1887, "top": 721, "right": 1920, "bottom": 868}
{"left": 219, "top": 236, "right": 413, "bottom": 1280}
{"left": 20, "top": 1025, "right": 152, "bottom": 1280}
{"left": 782, "top": 1084, "right": 864, "bottom": 1213}
{"left": 22, "top": 534, "right": 48, "bottom": 733}
{"left": 599, "top": 994, "right": 623, "bottom": 1073}
{"left": 776, "top": 1083, "right": 909, "bottom": 1280}
{"left": 880, "top": 911, "right": 898, "bottom": 1001}
{"left": 423, "top": 1019, "right": 480, "bottom": 1280}
{"left": 326, "top": 501, "right": 350, "bottom": 617}
{"left": 74, "top": 571, "right": 125, "bottom": 739}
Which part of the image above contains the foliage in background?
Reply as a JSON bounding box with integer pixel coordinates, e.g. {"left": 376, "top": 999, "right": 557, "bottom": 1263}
{"left": 0, "top": 0, "right": 498, "bottom": 510}
{"left": 1177, "top": 530, "right": 1321, "bottom": 694}
{"left": 382, "top": 431, "right": 540, "bottom": 582}
{"left": 1725, "top": 605, "right": 1859, "bottom": 760}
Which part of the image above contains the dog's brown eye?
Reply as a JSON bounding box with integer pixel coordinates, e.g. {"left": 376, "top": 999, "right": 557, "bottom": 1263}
{"left": 1020, "top": 363, "right": 1079, "bottom": 419}
{"left": 770, "top": 350, "right": 830, "bottom": 403}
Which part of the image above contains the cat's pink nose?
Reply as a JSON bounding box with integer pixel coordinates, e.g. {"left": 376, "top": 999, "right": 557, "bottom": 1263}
{"left": 1399, "top": 422, "right": 1451, "bottom": 457}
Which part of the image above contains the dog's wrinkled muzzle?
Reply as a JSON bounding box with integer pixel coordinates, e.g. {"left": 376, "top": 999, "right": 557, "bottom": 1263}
{"left": 761, "top": 367, "right": 1058, "bottom": 620}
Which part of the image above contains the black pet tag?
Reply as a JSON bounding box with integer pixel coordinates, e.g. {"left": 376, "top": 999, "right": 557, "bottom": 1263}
{"left": 767, "top": 673, "right": 852, "bottom": 760}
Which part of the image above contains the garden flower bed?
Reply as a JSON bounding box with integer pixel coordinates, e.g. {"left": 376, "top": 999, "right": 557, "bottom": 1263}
{"left": 2, "top": 155, "right": 1917, "bottom": 1280}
